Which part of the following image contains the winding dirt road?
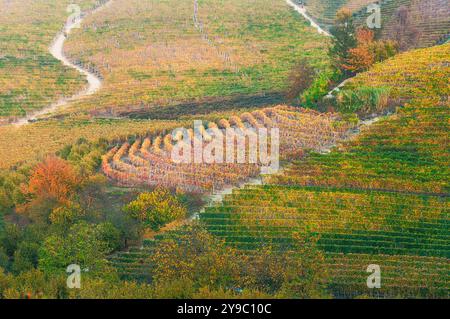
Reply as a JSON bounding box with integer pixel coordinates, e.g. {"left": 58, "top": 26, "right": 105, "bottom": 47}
{"left": 13, "top": 0, "right": 112, "bottom": 126}
{"left": 286, "top": 0, "right": 332, "bottom": 37}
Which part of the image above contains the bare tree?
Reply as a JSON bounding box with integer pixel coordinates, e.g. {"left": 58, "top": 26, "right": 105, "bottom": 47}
{"left": 286, "top": 59, "right": 315, "bottom": 101}
{"left": 391, "top": 6, "right": 420, "bottom": 51}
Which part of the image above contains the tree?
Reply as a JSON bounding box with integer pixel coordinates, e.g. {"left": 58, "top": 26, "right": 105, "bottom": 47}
{"left": 38, "top": 221, "right": 120, "bottom": 276}
{"left": 342, "top": 28, "right": 398, "bottom": 74}
{"left": 150, "top": 225, "right": 329, "bottom": 298}
{"left": 329, "top": 8, "right": 357, "bottom": 76}
{"left": 240, "top": 232, "right": 328, "bottom": 298}
{"left": 370, "top": 39, "right": 398, "bottom": 62}
{"left": 0, "top": 248, "right": 9, "bottom": 270}
{"left": 123, "top": 188, "right": 187, "bottom": 231}
{"left": 0, "top": 223, "right": 21, "bottom": 257}
{"left": 150, "top": 225, "right": 241, "bottom": 293}
{"left": 192, "top": 286, "right": 271, "bottom": 299}
{"left": 68, "top": 277, "right": 153, "bottom": 299}
{"left": 0, "top": 268, "right": 13, "bottom": 298}
{"left": 48, "top": 201, "right": 85, "bottom": 228}
{"left": 18, "top": 157, "right": 80, "bottom": 222}
{"left": 342, "top": 28, "right": 375, "bottom": 73}
{"left": 0, "top": 170, "right": 27, "bottom": 211}
{"left": 276, "top": 233, "right": 329, "bottom": 298}
{"left": 11, "top": 242, "right": 40, "bottom": 274}
{"left": 0, "top": 269, "right": 66, "bottom": 299}
{"left": 286, "top": 59, "right": 315, "bottom": 101}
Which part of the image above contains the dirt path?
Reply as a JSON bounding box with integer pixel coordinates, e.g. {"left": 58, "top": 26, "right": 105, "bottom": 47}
{"left": 13, "top": 0, "right": 112, "bottom": 126}
{"left": 286, "top": 0, "right": 332, "bottom": 37}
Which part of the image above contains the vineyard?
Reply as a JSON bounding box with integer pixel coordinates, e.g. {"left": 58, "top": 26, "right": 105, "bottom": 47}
{"left": 102, "top": 106, "right": 355, "bottom": 193}
{"left": 201, "top": 186, "right": 449, "bottom": 297}
{"left": 352, "top": 0, "right": 450, "bottom": 48}
{"left": 0, "top": 0, "right": 101, "bottom": 122}
{"left": 0, "top": 116, "right": 190, "bottom": 170}
{"left": 58, "top": 0, "right": 330, "bottom": 117}
{"left": 0, "top": 0, "right": 448, "bottom": 300}
{"left": 301, "top": 0, "right": 376, "bottom": 27}
{"left": 302, "top": 0, "right": 450, "bottom": 48}
{"left": 0, "top": 0, "right": 335, "bottom": 170}
{"left": 196, "top": 43, "right": 450, "bottom": 297}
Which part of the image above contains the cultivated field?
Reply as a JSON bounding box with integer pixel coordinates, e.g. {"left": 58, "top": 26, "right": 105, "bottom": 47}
{"left": 0, "top": 0, "right": 448, "bottom": 300}
{"left": 59, "top": 0, "right": 330, "bottom": 117}
{"left": 0, "top": 0, "right": 101, "bottom": 121}
{"left": 200, "top": 43, "right": 450, "bottom": 298}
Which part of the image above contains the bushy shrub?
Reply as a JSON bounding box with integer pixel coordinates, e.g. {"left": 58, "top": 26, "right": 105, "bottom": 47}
{"left": 335, "top": 86, "right": 391, "bottom": 114}
{"left": 342, "top": 29, "right": 398, "bottom": 74}
{"left": 302, "top": 70, "right": 340, "bottom": 108}
{"left": 123, "top": 188, "right": 187, "bottom": 231}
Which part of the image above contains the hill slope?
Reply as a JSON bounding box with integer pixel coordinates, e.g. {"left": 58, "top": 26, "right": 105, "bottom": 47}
{"left": 303, "top": 0, "right": 450, "bottom": 48}
{"left": 108, "top": 43, "right": 449, "bottom": 297}
{"left": 199, "top": 43, "right": 450, "bottom": 298}
{"left": 352, "top": 0, "right": 450, "bottom": 48}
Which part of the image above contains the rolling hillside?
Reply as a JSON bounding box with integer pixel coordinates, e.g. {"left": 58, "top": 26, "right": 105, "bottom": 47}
{"left": 0, "top": 0, "right": 448, "bottom": 300}
{"left": 200, "top": 43, "right": 450, "bottom": 298}
{"left": 352, "top": 0, "right": 450, "bottom": 48}
{"left": 108, "top": 43, "right": 450, "bottom": 298}
{"left": 0, "top": 0, "right": 335, "bottom": 171}
{"left": 59, "top": 0, "right": 330, "bottom": 117}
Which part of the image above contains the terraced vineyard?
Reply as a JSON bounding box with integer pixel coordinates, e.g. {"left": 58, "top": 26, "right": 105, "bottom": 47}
{"left": 108, "top": 237, "right": 160, "bottom": 282}
{"left": 353, "top": 0, "right": 450, "bottom": 48}
{"left": 197, "top": 43, "right": 450, "bottom": 298}
{"left": 102, "top": 106, "right": 355, "bottom": 192}
{"left": 201, "top": 186, "right": 448, "bottom": 297}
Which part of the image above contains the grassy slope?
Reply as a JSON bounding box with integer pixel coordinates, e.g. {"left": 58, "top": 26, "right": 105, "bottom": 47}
{"left": 0, "top": 0, "right": 100, "bottom": 120}
{"left": 198, "top": 44, "right": 450, "bottom": 298}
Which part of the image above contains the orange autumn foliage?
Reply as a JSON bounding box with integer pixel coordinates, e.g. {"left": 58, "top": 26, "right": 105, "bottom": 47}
{"left": 342, "top": 28, "right": 398, "bottom": 74}
{"left": 342, "top": 29, "right": 375, "bottom": 73}
{"left": 344, "top": 46, "right": 375, "bottom": 73}
{"left": 18, "top": 157, "right": 80, "bottom": 213}
{"left": 355, "top": 28, "right": 375, "bottom": 44}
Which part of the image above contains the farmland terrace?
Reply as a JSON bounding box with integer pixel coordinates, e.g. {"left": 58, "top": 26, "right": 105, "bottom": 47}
{"left": 109, "top": 43, "right": 450, "bottom": 298}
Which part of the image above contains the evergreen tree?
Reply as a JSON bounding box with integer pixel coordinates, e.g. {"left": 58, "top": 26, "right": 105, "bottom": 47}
{"left": 329, "top": 8, "right": 357, "bottom": 77}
